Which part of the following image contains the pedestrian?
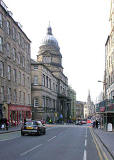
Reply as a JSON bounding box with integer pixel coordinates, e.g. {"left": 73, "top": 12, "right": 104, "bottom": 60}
{"left": 24, "top": 119, "right": 26, "bottom": 125}
{"left": 6, "top": 120, "right": 9, "bottom": 130}
{"left": 93, "top": 121, "right": 96, "bottom": 128}
{"left": 96, "top": 120, "right": 98, "bottom": 129}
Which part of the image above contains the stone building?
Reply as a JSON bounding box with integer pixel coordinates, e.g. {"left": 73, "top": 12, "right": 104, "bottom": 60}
{"left": 0, "top": 1, "right": 31, "bottom": 124}
{"left": 75, "top": 101, "right": 84, "bottom": 120}
{"left": 31, "top": 25, "right": 71, "bottom": 122}
{"left": 87, "top": 91, "right": 95, "bottom": 117}
{"left": 97, "top": 0, "right": 114, "bottom": 130}
{"left": 67, "top": 86, "right": 76, "bottom": 121}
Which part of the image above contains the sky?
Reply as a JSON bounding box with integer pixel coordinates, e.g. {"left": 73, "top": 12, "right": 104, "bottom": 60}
{"left": 3, "top": 0, "right": 111, "bottom": 102}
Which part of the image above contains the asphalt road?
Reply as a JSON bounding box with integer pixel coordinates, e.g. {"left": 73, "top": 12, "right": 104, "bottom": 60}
{"left": 0, "top": 125, "right": 113, "bottom": 160}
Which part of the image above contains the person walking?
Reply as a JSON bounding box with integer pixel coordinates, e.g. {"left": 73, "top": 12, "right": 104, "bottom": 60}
{"left": 96, "top": 120, "right": 98, "bottom": 129}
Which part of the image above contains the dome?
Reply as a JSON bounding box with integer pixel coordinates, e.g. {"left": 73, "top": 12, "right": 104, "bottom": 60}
{"left": 41, "top": 25, "right": 59, "bottom": 48}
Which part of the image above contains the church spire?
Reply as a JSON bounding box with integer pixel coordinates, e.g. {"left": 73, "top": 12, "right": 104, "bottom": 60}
{"left": 47, "top": 22, "right": 52, "bottom": 35}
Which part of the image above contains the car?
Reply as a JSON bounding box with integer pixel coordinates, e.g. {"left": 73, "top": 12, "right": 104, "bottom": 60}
{"left": 21, "top": 120, "right": 46, "bottom": 136}
{"left": 81, "top": 120, "right": 87, "bottom": 124}
{"left": 75, "top": 120, "right": 82, "bottom": 125}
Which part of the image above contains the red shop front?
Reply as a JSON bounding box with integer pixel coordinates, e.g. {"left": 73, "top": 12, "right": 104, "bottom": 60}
{"left": 8, "top": 104, "right": 32, "bottom": 126}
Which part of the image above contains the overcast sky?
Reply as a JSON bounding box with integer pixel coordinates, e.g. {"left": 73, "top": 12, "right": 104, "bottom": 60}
{"left": 3, "top": 0, "right": 111, "bottom": 102}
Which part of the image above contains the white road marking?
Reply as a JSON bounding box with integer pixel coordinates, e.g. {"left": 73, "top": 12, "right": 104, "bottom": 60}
{"left": 48, "top": 136, "right": 56, "bottom": 142}
{"left": 20, "top": 144, "right": 42, "bottom": 156}
{"left": 85, "top": 128, "right": 87, "bottom": 138}
{"left": 83, "top": 150, "right": 87, "bottom": 160}
{"left": 85, "top": 139, "right": 87, "bottom": 147}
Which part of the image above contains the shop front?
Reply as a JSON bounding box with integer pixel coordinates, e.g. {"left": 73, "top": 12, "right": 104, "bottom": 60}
{"left": 8, "top": 104, "right": 32, "bottom": 126}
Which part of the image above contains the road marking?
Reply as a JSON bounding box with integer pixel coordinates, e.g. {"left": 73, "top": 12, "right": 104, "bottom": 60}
{"left": 20, "top": 144, "right": 42, "bottom": 156}
{"left": 83, "top": 149, "right": 87, "bottom": 160}
{"left": 48, "top": 136, "right": 56, "bottom": 142}
{"left": 0, "top": 136, "right": 20, "bottom": 142}
{"left": 90, "top": 129, "right": 109, "bottom": 160}
{"left": 85, "top": 128, "right": 87, "bottom": 138}
{"left": 90, "top": 129, "right": 103, "bottom": 160}
{"left": 85, "top": 139, "right": 87, "bottom": 147}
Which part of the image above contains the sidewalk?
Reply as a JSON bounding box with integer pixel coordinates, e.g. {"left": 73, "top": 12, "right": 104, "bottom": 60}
{"left": 0, "top": 125, "right": 21, "bottom": 134}
{"left": 93, "top": 128, "right": 114, "bottom": 159}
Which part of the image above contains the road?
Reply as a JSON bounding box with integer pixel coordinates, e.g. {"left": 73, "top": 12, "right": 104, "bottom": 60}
{"left": 0, "top": 124, "right": 113, "bottom": 160}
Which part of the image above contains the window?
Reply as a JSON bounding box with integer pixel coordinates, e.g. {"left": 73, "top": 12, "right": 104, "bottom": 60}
{"left": 27, "top": 77, "right": 30, "bottom": 88}
{"left": 19, "top": 91, "right": 21, "bottom": 102}
{"left": 6, "top": 43, "right": 10, "bottom": 57}
{"left": 42, "top": 74, "right": 45, "bottom": 86}
{"left": 34, "top": 98, "right": 39, "bottom": 107}
{"left": 8, "top": 65, "right": 11, "bottom": 80}
{"left": 33, "top": 76, "right": 38, "bottom": 85}
{"left": 6, "top": 20, "right": 10, "bottom": 35}
{"left": 42, "top": 96, "right": 45, "bottom": 108}
{"left": 22, "top": 56, "right": 25, "bottom": 67}
{"left": 18, "top": 32, "right": 21, "bottom": 45}
{"left": 13, "top": 69, "right": 16, "bottom": 82}
{"left": 18, "top": 53, "right": 21, "bottom": 64}
{"left": 0, "top": 13, "right": 3, "bottom": 28}
{"left": 23, "top": 92, "right": 25, "bottom": 104}
{"left": 27, "top": 94, "right": 30, "bottom": 105}
{"left": 0, "top": 61, "right": 4, "bottom": 77}
{"left": 12, "top": 48, "right": 16, "bottom": 61}
{"left": 18, "top": 71, "right": 21, "bottom": 84}
{"left": 0, "top": 36, "right": 3, "bottom": 52}
{"left": 0, "top": 86, "right": 4, "bottom": 101}
{"left": 49, "top": 79, "right": 51, "bottom": 89}
{"left": 7, "top": 88, "right": 11, "bottom": 103}
{"left": 23, "top": 74, "right": 25, "bottom": 86}
{"left": 12, "top": 27, "right": 16, "bottom": 40}
{"left": 46, "top": 76, "right": 48, "bottom": 88}
{"left": 34, "top": 65, "right": 38, "bottom": 70}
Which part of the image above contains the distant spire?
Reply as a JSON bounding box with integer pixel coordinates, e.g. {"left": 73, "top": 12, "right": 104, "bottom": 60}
{"left": 87, "top": 90, "right": 91, "bottom": 102}
{"left": 47, "top": 21, "right": 52, "bottom": 35}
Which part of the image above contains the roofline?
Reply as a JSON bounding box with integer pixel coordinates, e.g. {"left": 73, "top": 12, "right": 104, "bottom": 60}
{"left": 0, "top": 3, "right": 31, "bottom": 42}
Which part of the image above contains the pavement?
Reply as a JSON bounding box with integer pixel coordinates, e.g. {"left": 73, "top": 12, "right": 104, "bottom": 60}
{"left": 93, "top": 128, "right": 114, "bottom": 159}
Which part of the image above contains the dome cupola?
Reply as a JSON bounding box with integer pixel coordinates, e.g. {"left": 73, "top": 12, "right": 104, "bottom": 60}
{"left": 41, "top": 24, "right": 59, "bottom": 49}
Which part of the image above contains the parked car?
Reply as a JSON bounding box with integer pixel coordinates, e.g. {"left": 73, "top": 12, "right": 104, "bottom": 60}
{"left": 75, "top": 120, "right": 82, "bottom": 125}
{"left": 81, "top": 119, "right": 87, "bottom": 124}
{"left": 21, "top": 120, "right": 46, "bottom": 136}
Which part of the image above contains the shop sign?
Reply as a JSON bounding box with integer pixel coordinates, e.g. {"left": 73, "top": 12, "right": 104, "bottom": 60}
{"left": 8, "top": 105, "right": 31, "bottom": 111}
{"left": 107, "top": 105, "right": 114, "bottom": 111}
{"left": 100, "top": 107, "right": 105, "bottom": 112}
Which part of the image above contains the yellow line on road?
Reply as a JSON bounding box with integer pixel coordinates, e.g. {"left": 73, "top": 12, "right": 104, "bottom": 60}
{"left": 90, "top": 128, "right": 103, "bottom": 160}
{"left": 90, "top": 128, "right": 109, "bottom": 160}
{"left": 91, "top": 129, "right": 109, "bottom": 160}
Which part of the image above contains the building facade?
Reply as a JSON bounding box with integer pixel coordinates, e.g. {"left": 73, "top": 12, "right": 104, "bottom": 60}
{"left": 67, "top": 86, "right": 76, "bottom": 121}
{"left": 31, "top": 25, "right": 71, "bottom": 122}
{"left": 0, "top": 1, "right": 31, "bottom": 125}
{"left": 87, "top": 91, "right": 95, "bottom": 117}
{"left": 96, "top": 0, "right": 114, "bottom": 130}
{"left": 75, "top": 101, "right": 84, "bottom": 120}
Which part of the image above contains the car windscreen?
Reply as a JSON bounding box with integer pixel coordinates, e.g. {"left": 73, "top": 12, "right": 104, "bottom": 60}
{"left": 25, "top": 121, "right": 37, "bottom": 126}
